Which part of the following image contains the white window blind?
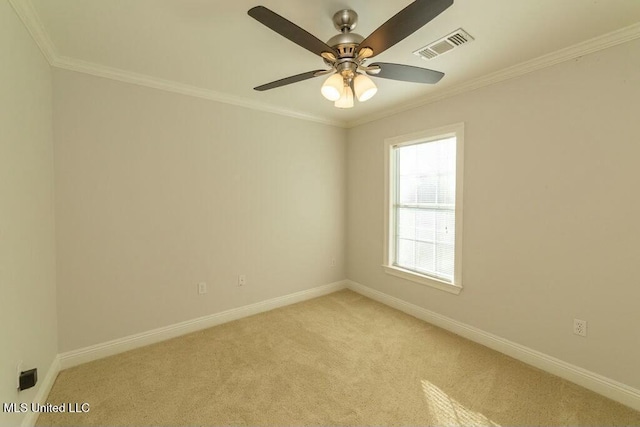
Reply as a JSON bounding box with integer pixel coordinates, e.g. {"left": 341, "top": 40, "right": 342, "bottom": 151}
{"left": 394, "top": 137, "right": 456, "bottom": 283}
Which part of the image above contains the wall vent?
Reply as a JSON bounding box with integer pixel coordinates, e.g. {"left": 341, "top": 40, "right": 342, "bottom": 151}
{"left": 414, "top": 28, "right": 474, "bottom": 60}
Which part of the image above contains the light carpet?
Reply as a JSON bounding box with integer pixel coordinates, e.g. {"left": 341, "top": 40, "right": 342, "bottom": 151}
{"left": 38, "top": 290, "right": 640, "bottom": 426}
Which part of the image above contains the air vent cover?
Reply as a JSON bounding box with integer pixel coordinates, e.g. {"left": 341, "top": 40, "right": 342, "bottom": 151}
{"left": 414, "top": 28, "right": 474, "bottom": 60}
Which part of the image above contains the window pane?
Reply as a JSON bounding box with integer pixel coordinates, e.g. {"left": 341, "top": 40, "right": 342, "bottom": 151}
{"left": 436, "top": 210, "right": 455, "bottom": 245}
{"left": 397, "top": 208, "right": 416, "bottom": 239}
{"left": 416, "top": 242, "right": 435, "bottom": 273}
{"left": 436, "top": 243, "right": 455, "bottom": 279}
{"left": 394, "top": 135, "right": 457, "bottom": 283}
{"left": 437, "top": 138, "right": 457, "bottom": 173}
{"left": 397, "top": 239, "right": 416, "bottom": 269}
{"left": 416, "top": 140, "right": 438, "bottom": 172}
{"left": 438, "top": 175, "right": 456, "bottom": 205}
{"left": 415, "top": 209, "right": 435, "bottom": 242}
{"left": 398, "top": 144, "right": 418, "bottom": 176}
{"left": 399, "top": 176, "right": 417, "bottom": 204}
{"left": 417, "top": 176, "right": 438, "bottom": 204}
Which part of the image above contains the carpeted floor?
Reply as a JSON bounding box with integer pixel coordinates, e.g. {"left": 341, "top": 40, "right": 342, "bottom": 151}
{"left": 38, "top": 290, "right": 640, "bottom": 426}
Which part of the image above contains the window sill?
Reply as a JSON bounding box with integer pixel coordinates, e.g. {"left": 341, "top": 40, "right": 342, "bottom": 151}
{"left": 382, "top": 265, "right": 462, "bottom": 295}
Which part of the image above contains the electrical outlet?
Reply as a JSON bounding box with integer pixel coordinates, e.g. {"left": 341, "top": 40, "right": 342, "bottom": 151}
{"left": 573, "top": 319, "right": 587, "bottom": 337}
{"left": 238, "top": 275, "right": 246, "bottom": 286}
{"left": 198, "top": 282, "right": 207, "bottom": 295}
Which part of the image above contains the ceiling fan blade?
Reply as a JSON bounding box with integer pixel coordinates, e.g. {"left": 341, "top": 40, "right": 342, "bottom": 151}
{"left": 369, "top": 63, "right": 444, "bottom": 84}
{"left": 248, "top": 6, "right": 336, "bottom": 57}
{"left": 254, "top": 70, "right": 326, "bottom": 91}
{"left": 359, "top": 0, "right": 454, "bottom": 58}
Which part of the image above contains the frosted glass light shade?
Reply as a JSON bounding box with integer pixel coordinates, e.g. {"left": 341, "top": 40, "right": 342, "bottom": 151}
{"left": 354, "top": 74, "right": 377, "bottom": 102}
{"left": 334, "top": 86, "right": 354, "bottom": 109}
{"left": 321, "top": 74, "right": 344, "bottom": 101}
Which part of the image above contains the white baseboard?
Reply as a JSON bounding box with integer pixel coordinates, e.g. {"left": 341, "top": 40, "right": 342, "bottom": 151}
{"left": 21, "top": 356, "right": 60, "bottom": 427}
{"left": 345, "top": 279, "right": 640, "bottom": 412}
{"left": 59, "top": 281, "right": 347, "bottom": 370}
{"left": 46, "top": 279, "right": 640, "bottom": 413}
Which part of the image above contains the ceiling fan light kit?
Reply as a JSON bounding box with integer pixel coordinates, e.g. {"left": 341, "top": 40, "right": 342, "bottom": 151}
{"left": 321, "top": 73, "right": 344, "bottom": 101}
{"left": 248, "top": 0, "right": 453, "bottom": 109}
{"left": 321, "top": 72, "right": 377, "bottom": 105}
{"left": 335, "top": 85, "right": 354, "bottom": 109}
{"left": 354, "top": 74, "right": 377, "bottom": 102}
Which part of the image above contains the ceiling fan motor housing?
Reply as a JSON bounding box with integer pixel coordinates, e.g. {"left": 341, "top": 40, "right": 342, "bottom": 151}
{"left": 327, "top": 32, "right": 364, "bottom": 59}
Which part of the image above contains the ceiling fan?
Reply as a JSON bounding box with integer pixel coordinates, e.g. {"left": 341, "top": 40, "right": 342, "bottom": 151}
{"left": 248, "top": 0, "right": 453, "bottom": 109}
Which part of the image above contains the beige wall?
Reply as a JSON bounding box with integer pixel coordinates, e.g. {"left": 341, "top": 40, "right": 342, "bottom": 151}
{"left": 53, "top": 69, "right": 347, "bottom": 352}
{"left": 0, "top": 1, "right": 58, "bottom": 426}
{"left": 347, "top": 39, "right": 640, "bottom": 389}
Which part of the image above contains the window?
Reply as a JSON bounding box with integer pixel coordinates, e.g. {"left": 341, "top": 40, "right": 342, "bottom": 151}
{"left": 384, "top": 123, "right": 464, "bottom": 294}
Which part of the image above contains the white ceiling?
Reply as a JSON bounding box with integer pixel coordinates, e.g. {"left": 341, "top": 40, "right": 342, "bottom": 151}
{"left": 25, "top": 0, "right": 640, "bottom": 126}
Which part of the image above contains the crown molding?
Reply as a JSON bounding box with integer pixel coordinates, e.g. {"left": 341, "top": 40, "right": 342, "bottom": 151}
{"left": 52, "top": 56, "right": 346, "bottom": 128}
{"left": 10, "top": 0, "right": 640, "bottom": 130}
{"left": 8, "top": 0, "right": 346, "bottom": 128}
{"left": 8, "top": 0, "right": 57, "bottom": 65}
{"left": 346, "top": 22, "right": 640, "bottom": 128}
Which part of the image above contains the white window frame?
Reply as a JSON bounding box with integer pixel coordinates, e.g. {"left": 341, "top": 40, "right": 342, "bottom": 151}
{"left": 383, "top": 123, "right": 464, "bottom": 295}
